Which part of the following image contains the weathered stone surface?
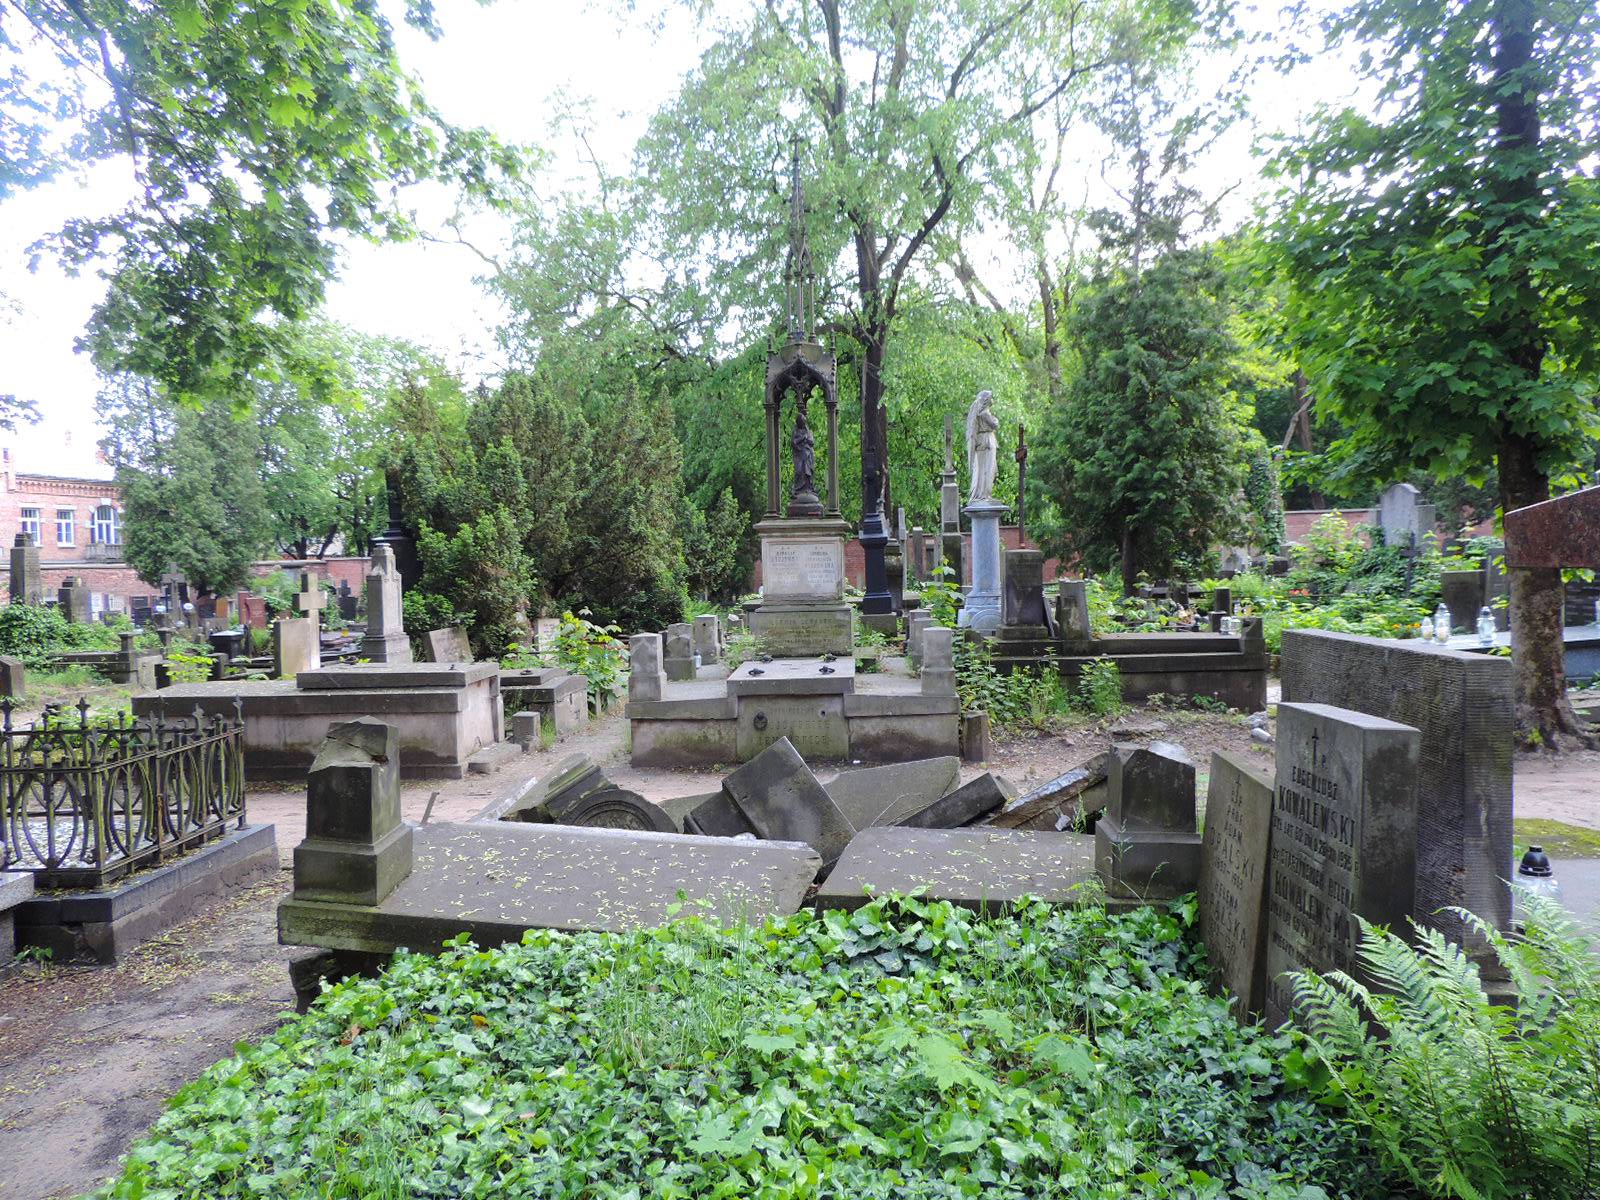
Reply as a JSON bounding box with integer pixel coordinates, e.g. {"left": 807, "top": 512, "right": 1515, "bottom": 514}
{"left": 292, "top": 719, "right": 414, "bottom": 906}
{"left": 629, "top": 633, "right": 667, "bottom": 703}
{"left": 900, "top": 771, "right": 1015, "bottom": 830}
{"left": 510, "top": 709, "right": 539, "bottom": 750}
{"left": 1095, "top": 741, "right": 1200, "bottom": 900}
{"left": 273, "top": 616, "right": 321, "bottom": 678}
{"left": 8, "top": 534, "right": 41, "bottom": 605}
{"left": 921, "top": 626, "right": 956, "bottom": 697}
{"left": 1057, "top": 581, "right": 1092, "bottom": 643}
{"left": 1106, "top": 741, "right": 1196, "bottom": 831}
{"left": 361, "top": 544, "right": 412, "bottom": 664}
{"left": 555, "top": 786, "right": 679, "bottom": 833}
{"left": 989, "top": 757, "right": 1108, "bottom": 830}
{"left": 1264, "top": 702, "right": 1420, "bottom": 1027}
{"left": 57, "top": 576, "right": 91, "bottom": 623}
{"left": 1002, "top": 547, "right": 1047, "bottom": 627}
{"left": 721, "top": 736, "right": 854, "bottom": 864}
{"left": 961, "top": 710, "right": 991, "bottom": 763}
{"left": 727, "top": 656, "right": 855, "bottom": 697}
{"left": 280, "top": 822, "right": 821, "bottom": 954}
{"left": 692, "top": 614, "right": 721, "bottom": 661}
{"left": 1377, "top": 482, "right": 1434, "bottom": 548}
{"left": 1503, "top": 484, "right": 1600, "bottom": 569}
{"left": 747, "top": 601, "right": 853, "bottom": 657}
{"left": 1199, "top": 751, "right": 1275, "bottom": 1021}
{"left": 822, "top": 757, "right": 960, "bottom": 829}
{"left": 425, "top": 626, "right": 472, "bottom": 664}
{"left": 1280, "top": 629, "right": 1512, "bottom": 949}
{"left": 1438, "top": 570, "right": 1484, "bottom": 633}
{"left": 0, "top": 655, "right": 24, "bottom": 698}
{"left": 816, "top": 827, "right": 1095, "bottom": 912}
{"left": 959, "top": 500, "right": 1005, "bottom": 634}
{"left": 736, "top": 694, "right": 848, "bottom": 761}
{"left": 295, "top": 662, "right": 497, "bottom": 690}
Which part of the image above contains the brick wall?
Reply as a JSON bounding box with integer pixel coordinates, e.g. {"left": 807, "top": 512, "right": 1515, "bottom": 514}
{"left": 0, "top": 473, "right": 125, "bottom": 564}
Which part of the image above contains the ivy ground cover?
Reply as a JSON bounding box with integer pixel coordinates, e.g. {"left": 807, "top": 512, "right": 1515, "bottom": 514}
{"left": 94, "top": 897, "right": 1383, "bottom": 1200}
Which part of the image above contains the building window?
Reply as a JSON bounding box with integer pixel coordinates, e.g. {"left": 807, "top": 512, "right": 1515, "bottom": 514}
{"left": 19, "top": 507, "right": 40, "bottom": 544}
{"left": 92, "top": 504, "right": 120, "bottom": 545}
{"left": 56, "top": 508, "right": 75, "bottom": 547}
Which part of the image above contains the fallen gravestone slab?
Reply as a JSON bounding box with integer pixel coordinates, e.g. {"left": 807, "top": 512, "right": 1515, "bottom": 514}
{"left": 279, "top": 821, "right": 822, "bottom": 955}
{"left": 988, "top": 755, "right": 1110, "bottom": 830}
{"left": 715, "top": 736, "right": 855, "bottom": 865}
{"left": 816, "top": 826, "right": 1095, "bottom": 912}
{"left": 479, "top": 753, "right": 674, "bottom": 832}
{"left": 822, "top": 757, "right": 961, "bottom": 829}
{"left": 899, "top": 771, "right": 1016, "bottom": 830}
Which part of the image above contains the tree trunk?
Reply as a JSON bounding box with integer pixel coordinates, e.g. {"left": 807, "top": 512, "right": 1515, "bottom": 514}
{"left": 1120, "top": 527, "right": 1138, "bottom": 594}
{"left": 1037, "top": 265, "right": 1063, "bottom": 403}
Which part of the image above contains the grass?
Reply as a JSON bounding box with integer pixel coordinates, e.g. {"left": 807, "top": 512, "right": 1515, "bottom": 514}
{"left": 1514, "top": 818, "right": 1600, "bottom": 859}
{"left": 88, "top": 895, "right": 1385, "bottom": 1200}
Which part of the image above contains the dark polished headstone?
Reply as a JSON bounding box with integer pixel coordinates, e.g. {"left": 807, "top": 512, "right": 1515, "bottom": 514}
{"left": 1264, "top": 702, "right": 1420, "bottom": 1027}
{"left": 1503, "top": 484, "right": 1600, "bottom": 569}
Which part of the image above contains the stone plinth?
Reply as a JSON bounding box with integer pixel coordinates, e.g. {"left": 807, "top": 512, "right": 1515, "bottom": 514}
{"left": 280, "top": 822, "right": 821, "bottom": 955}
{"left": 1002, "top": 547, "right": 1047, "bottom": 627}
{"left": 273, "top": 616, "right": 321, "bottom": 678}
{"left": 502, "top": 667, "right": 587, "bottom": 733}
{"left": 664, "top": 622, "right": 695, "bottom": 681}
{"left": 958, "top": 500, "right": 1005, "bottom": 634}
{"left": 0, "top": 656, "right": 24, "bottom": 698}
{"left": 692, "top": 615, "right": 720, "bottom": 662}
{"left": 292, "top": 720, "right": 414, "bottom": 906}
{"left": 1265, "top": 702, "right": 1420, "bottom": 1026}
{"left": 628, "top": 633, "right": 666, "bottom": 703}
{"left": 1094, "top": 741, "right": 1201, "bottom": 901}
{"left": 8, "top": 534, "right": 41, "bottom": 605}
{"left": 750, "top": 517, "right": 853, "bottom": 656}
{"left": 132, "top": 662, "right": 502, "bottom": 780}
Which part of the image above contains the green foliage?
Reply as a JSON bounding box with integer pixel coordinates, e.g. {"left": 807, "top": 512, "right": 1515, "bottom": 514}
{"left": 1242, "top": 447, "right": 1287, "bottom": 555}
{"left": 1291, "top": 897, "right": 1600, "bottom": 1200}
{"left": 1077, "top": 657, "right": 1126, "bottom": 716}
{"left": 720, "top": 629, "right": 766, "bottom": 671}
{"left": 5, "top": 0, "right": 521, "bottom": 404}
{"left": 681, "top": 488, "right": 751, "bottom": 601}
{"left": 92, "top": 895, "right": 1380, "bottom": 1199}
{"left": 543, "top": 611, "right": 627, "bottom": 708}
{"left": 0, "top": 605, "right": 139, "bottom": 668}
{"left": 1033, "top": 250, "right": 1253, "bottom": 589}
{"left": 918, "top": 563, "right": 963, "bottom": 629}
{"left": 416, "top": 511, "right": 536, "bottom": 660}
{"left": 401, "top": 591, "right": 466, "bottom": 648}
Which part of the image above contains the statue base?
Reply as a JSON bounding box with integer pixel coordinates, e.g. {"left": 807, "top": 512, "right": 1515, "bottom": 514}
{"left": 752, "top": 517, "right": 854, "bottom": 656}
{"left": 957, "top": 500, "right": 1005, "bottom": 635}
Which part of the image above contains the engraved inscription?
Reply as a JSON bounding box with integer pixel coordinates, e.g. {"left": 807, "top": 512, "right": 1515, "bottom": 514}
{"left": 764, "top": 538, "right": 843, "bottom": 598}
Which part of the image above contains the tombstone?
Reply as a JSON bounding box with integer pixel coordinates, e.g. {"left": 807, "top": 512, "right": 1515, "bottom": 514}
{"left": 8, "top": 533, "right": 41, "bottom": 605}
{"left": 822, "top": 757, "right": 961, "bottom": 830}
{"left": 920, "top": 626, "right": 956, "bottom": 697}
{"left": 1094, "top": 741, "right": 1201, "bottom": 901}
{"left": 57, "top": 576, "right": 91, "bottom": 624}
{"left": 899, "top": 770, "right": 1015, "bottom": 830}
{"left": 1209, "top": 586, "right": 1233, "bottom": 633}
{"left": 274, "top": 616, "right": 321, "bottom": 678}
{"left": 159, "top": 562, "right": 192, "bottom": 619}
{"left": 905, "top": 609, "right": 933, "bottom": 670}
{"left": 960, "top": 710, "right": 991, "bottom": 763}
{"left": 691, "top": 615, "right": 720, "bottom": 663}
{"left": 359, "top": 544, "right": 412, "bottom": 664}
{"left": 1264, "top": 702, "right": 1420, "bottom": 1027}
{"left": 663, "top": 622, "right": 695, "bottom": 681}
{"left": 884, "top": 541, "right": 905, "bottom": 614}
{"left": 425, "top": 626, "right": 473, "bottom": 665}
{"left": 628, "top": 633, "right": 667, "bottom": 704}
{"left": 907, "top": 527, "right": 926, "bottom": 586}
{"left": 1279, "top": 629, "right": 1513, "bottom": 954}
{"left": 1198, "top": 751, "right": 1275, "bottom": 1021}
{"left": 1503, "top": 484, "right": 1600, "bottom": 569}
{"left": 1438, "top": 569, "right": 1484, "bottom": 633}
{"left": 291, "top": 719, "right": 414, "bottom": 906}
{"left": 1001, "top": 547, "right": 1047, "bottom": 628}
{"left": 1056, "top": 580, "right": 1092, "bottom": 644}
{"left": 131, "top": 597, "right": 152, "bottom": 627}
{"left": 336, "top": 579, "right": 359, "bottom": 622}
{"left": 296, "top": 570, "right": 326, "bottom": 627}
{"left": 1376, "top": 483, "right": 1440, "bottom": 553}
{"left": 705, "top": 736, "right": 855, "bottom": 866}
{"left": 0, "top": 656, "right": 24, "bottom": 698}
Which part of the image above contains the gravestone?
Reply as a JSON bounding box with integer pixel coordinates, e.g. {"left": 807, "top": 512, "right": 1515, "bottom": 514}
{"left": 57, "top": 576, "right": 91, "bottom": 624}
{"left": 426, "top": 627, "right": 472, "bottom": 665}
{"left": 273, "top": 616, "right": 321, "bottom": 678}
{"left": 1438, "top": 569, "right": 1484, "bottom": 633}
{"left": 905, "top": 609, "right": 933, "bottom": 670}
{"left": 822, "top": 756, "right": 960, "bottom": 829}
{"left": 0, "top": 656, "right": 24, "bottom": 698}
{"left": 907, "top": 527, "right": 926, "bottom": 585}
{"left": 899, "top": 771, "right": 1015, "bottom": 830}
{"left": 1057, "top": 580, "right": 1092, "bottom": 644}
{"left": 360, "top": 544, "right": 412, "bottom": 664}
{"left": 1094, "top": 741, "right": 1201, "bottom": 901}
{"left": 920, "top": 626, "right": 956, "bottom": 697}
{"left": 291, "top": 719, "right": 415, "bottom": 906}
{"left": 663, "top": 622, "right": 695, "bottom": 681}
{"left": 1377, "top": 482, "right": 1435, "bottom": 549}
{"left": 1264, "top": 702, "right": 1420, "bottom": 1027}
{"left": 1199, "top": 751, "right": 1275, "bottom": 1021}
{"left": 337, "top": 580, "right": 359, "bottom": 622}
{"left": 8, "top": 534, "right": 41, "bottom": 604}
{"left": 296, "top": 571, "right": 325, "bottom": 626}
{"left": 692, "top": 615, "right": 720, "bottom": 663}
{"left": 692, "top": 736, "right": 855, "bottom": 866}
{"left": 1279, "top": 629, "right": 1512, "bottom": 951}
{"left": 1504, "top": 484, "right": 1600, "bottom": 568}
{"left": 1001, "top": 547, "right": 1047, "bottom": 627}
{"left": 628, "top": 633, "right": 666, "bottom": 703}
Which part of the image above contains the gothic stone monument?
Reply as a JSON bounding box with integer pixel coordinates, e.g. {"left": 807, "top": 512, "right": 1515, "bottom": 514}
{"left": 361, "top": 544, "right": 413, "bottom": 664}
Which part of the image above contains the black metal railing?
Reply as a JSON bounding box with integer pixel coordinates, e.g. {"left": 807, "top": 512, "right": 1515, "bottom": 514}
{"left": 0, "top": 699, "right": 246, "bottom": 888}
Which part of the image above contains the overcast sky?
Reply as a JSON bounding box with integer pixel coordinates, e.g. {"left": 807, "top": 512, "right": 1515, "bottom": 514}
{"left": 0, "top": 1, "right": 1350, "bottom": 476}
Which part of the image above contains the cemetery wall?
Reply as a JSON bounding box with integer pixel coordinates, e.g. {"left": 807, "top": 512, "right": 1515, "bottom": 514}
{"left": 1283, "top": 507, "right": 1494, "bottom": 547}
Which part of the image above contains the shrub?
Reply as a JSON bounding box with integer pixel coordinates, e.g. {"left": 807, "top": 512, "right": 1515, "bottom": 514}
{"left": 0, "top": 603, "right": 72, "bottom": 667}
{"left": 1291, "top": 896, "right": 1600, "bottom": 1200}
{"left": 1077, "top": 656, "right": 1125, "bottom": 716}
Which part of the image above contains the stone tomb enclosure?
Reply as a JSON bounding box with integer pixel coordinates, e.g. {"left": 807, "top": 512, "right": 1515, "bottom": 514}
{"left": 1264, "top": 702, "right": 1421, "bottom": 1026}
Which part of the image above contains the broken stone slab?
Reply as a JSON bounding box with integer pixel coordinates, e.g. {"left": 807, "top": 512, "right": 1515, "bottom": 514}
{"left": 291, "top": 718, "right": 414, "bottom": 907}
{"left": 900, "top": 771, "right": 1016, "bottom": 830}
{"left": 718, "top": 736, "right": 855, "bottom": 865}
{"left": 988, "top": 754, "right": 1110, "bottom": 830}
{"left": 483, "top": 752, "right": 674, "bottom": 832}
{"left": 279, "top": 822, "right": 822, "bottom": 955}
{"left": 815, "top": 826, "right": 1096, "bottom": 913}
{"left": 1107, "top": 741, "right": 1196, "bottom": 831}
{"left": 821, "top": 756, "right": 961, "bottom": 829}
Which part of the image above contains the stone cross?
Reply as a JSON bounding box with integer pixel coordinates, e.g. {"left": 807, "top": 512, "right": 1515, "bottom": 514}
{"left": 160, "top": 562, "right": 188, "bottom": 604}
{"left": 296, "top": 571, "right": 325, "bottom": 625}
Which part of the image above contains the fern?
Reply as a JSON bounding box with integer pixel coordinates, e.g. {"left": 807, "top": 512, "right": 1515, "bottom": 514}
{"left": 1289, "top": 899, "right": 1600, "bottom": 1200}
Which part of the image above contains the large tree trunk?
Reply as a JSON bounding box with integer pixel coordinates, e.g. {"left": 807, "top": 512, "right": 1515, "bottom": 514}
{"left": 1037, "top": 265, "right": 1063, "bottom": 403}
{"left": 1120, "top": 527, "right": 1138, "bottom": 594}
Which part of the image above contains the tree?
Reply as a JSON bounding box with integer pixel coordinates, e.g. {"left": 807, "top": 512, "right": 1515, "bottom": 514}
{"left": 2, "top": 0, "right": 521, "bottom": 402}
{"left": 1264, "top": 0, "right": 1600, "bottom": 744}
{"left": 98, "top": 377, "right": 269, "bottom": 594}
{"left": 683, "top": 488, "right": 752, "bottom": 601}
{"left": 1033, "top": 250, "right": 1247, "bottom": 587}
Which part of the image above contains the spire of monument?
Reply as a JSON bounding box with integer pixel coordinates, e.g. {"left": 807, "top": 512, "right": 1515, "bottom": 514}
{"left": 783, "top": 134, "right": 816, "bottom": 343}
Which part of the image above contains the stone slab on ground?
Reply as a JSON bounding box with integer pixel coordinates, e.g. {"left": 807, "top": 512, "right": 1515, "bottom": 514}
{"left": 899, "top": 770, "right": 1015, "bottom": 830}
{"left": 467, "top": 741, "right": 521, "bottom": 775}
{"left": 278, "top": 821, "right": 821, "bottom": 954}
{"left": 0, "top": 869, "right": 35, "bottom": 962}
{"left": 721, "top": 736, "right": 855, "bottom": 864}
{"left": 989, "top": 756, "right": 1109, "bottom": 830}
{"left": 816, "top": 826, "right": 1095, "bottom": 912}
{"left": 821, "top": 756, "right": 960, "bottom": 829}
{"left": 727, "top": 656, "right": 856, "bottom": 697}
{"left": 297, "top": 662, "right": 498, "bottom": 690}
{"left": 15, "top": 825, "right": 279, "bottom": 963}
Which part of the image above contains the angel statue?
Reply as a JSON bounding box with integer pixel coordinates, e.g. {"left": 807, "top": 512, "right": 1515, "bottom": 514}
{"left": 965, "top": 389, "right": 999, "bottom": 502}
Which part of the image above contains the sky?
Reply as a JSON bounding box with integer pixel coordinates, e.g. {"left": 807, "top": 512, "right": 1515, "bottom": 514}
{"left": 0, "top": 0, "right": 1353, "bottom": 478}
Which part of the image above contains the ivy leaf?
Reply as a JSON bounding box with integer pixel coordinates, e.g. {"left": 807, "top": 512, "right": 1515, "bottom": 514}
{"left": 913, "top": 1034, "right": 995, "bottom": 1095}
{"left": 1034, "top": 1035, "right": 1096, "bottom": 1082}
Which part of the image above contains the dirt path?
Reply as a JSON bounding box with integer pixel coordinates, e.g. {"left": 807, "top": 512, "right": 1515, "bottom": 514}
{"left": 3, "top": 700, "right": 1594, "bottom": 1200}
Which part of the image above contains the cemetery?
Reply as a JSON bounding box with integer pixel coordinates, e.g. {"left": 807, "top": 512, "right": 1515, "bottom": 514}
{"left": 3, "top": 4, "right": 1600, "bottom": 1200}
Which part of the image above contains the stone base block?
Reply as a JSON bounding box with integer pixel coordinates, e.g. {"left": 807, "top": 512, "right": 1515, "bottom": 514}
{"left": 665, "top": 657, "right": 696, "bottom": 682}
{"left": 14, "top": 825, "right": 279, "bottom": 964}
{"left": 293, "top": 823, "right": 415, "bottom": 906}
{"left": 1094, "top": 815, "right": 1201, "bottom": 901}
{"left": 846, "top": 713, "right": 960, "bottom": 762}
{"left": 736, "top": 695, "right": 848, "bottom": 761}
{"left": 859, "top": 612, "right": 900, "bottom": 638}
{"left": 629, "top": 718, "right": 738, "bottom": 767}
{"left": 748, "top": 603, "right": 852, "bottom": 657}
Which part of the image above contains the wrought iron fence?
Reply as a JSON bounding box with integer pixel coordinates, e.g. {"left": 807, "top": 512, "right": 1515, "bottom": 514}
{"left": 0, "top": 699, "right": 246, "bottom": 888}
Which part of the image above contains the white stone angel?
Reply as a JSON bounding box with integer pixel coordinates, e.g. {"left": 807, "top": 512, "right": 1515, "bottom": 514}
{"left": 965, "top": 389, "right": 999, "bottom": 502}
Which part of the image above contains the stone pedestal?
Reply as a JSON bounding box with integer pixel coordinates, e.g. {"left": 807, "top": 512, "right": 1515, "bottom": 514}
{"left": 750, "top": 517, "right": 853, "bottom": 656}
{"left": 291, "top": 720, "right": 414, "bottom": 906}
{"left": 58, "top": 576, "right": 91, "bottom": 623}
{"left": 360, "top": 544, "right": 412, "bottom": 664}
{"left": 1057, "top": 580, "right": 1092, "bottom": 644}
{"left": 957, "top": 500, "right": 1005, "bottom": 634}
{"left": 0, "top": 656, "right": 25, "bottom": 698}
{"left": 884, "top": 541, "right": 905, "bottom": 614}
{"left": 1094, "top": 741, "right": 1201, "bottom": 901}
{"left": 8, "top": 535, "right": 40, "bottom": 605}
{"left": 273, "top": 617, "right": 321, "bottom": 678}
{"left": 628, "top": 634, "right": 666, "bottom": 703}
{"left": 920, "top": 626, "right": 956, "bottom": 697}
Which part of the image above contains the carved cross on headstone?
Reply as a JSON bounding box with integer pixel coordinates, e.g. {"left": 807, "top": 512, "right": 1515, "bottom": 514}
{"left": 296, "top": 570, "right": 325, "bottom": 625}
